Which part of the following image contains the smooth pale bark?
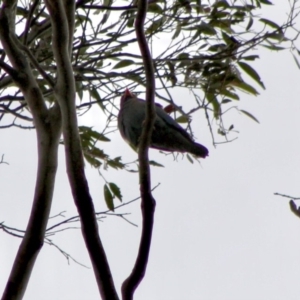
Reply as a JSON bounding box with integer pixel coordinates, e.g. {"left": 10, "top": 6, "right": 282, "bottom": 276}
{"left": 0, "top": 2, "right": 62, "bottom": 299}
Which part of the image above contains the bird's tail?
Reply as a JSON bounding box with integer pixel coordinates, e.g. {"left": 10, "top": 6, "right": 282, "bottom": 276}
{"left": 190, "top": 142, "right": 209, "bottom": 158}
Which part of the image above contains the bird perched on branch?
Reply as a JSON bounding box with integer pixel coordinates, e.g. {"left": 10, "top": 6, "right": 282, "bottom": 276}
{"left": 117, "top": 89, "right": 209, "bottom": 158}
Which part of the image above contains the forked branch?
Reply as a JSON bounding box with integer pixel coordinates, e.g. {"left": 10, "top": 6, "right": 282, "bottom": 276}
{"left": 0, "top": 1, "right": 62, "bottom": 300}
{"left": 44, "top": 0, "right": 118, "bottom": 299}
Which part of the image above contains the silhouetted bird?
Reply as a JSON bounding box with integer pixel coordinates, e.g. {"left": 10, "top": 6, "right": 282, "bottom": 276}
{"left": 118, "top": 89, "right": 209, "bottom": 158}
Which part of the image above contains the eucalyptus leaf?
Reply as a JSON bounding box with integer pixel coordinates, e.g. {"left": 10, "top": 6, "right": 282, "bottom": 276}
{"left": 240, "top": 109, "right": 260, "bottom": 123}
{"left": 113, "top": 60, "right": 135, "bottom": 69}
{"left": 104, "top": 184, "right": 114, "bottom": 211}
{"left": 109, "top": 182, "right": 122, "bottom": 202}
{"left": 238, "top": 62, "right": 265, "bottom": 89}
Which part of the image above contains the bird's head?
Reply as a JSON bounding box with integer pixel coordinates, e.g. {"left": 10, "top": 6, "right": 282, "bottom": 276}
{"left": 120, "top": 88, "right": 135, "bottom": 106}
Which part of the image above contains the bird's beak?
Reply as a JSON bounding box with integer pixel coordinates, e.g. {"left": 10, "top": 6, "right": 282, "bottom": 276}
{"left": 124, "top": 88, "right": 132, "bottom": 97}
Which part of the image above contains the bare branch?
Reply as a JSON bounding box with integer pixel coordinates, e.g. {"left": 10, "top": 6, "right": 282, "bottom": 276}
{"left": 23, "top": 0, "right": 40, "bottom": 46}
{"left": 44, "top": 0, "right": 118, "bottom": 299}
{"left": 0, "top": 222, "right": 89, "bottom": 268}
{"left": 45, "top": 237, "right": 89, "bottom": 268}
{"left": 0, "top": 60, "right": 19, "bottom": 80}
{"left": 122, "top": 0, "right": 156, "bottom": 299}
{"left": 0, "top": 103, "right": 33, "bottom": 121}
{"left": 274, "top": 192, "right": 300, "bottom": 200}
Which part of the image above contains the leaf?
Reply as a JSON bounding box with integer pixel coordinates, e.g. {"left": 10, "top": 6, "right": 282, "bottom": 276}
{"left": 175, "top": 115, "right": 189, "bottom": 123}
{"left": 113, "top": 60, "right": 135, "bottom": 69}
{"left": 218, "top": 128, "right": 226, "bottom": 136}
{"left": 177, "top": 53, "right": 190, "bottom": 60}
{"left": 90, "top": 88, "right": 106, "bottom": 112}
{"left": 208, "top": 43, "right": 226, "bottom": 52}
{"left": 186, "top": 154, "right": 194, "bottom": 164}
{"left": 146, "top": 17, "right": 165, "bottom": 34}
{"left": 246, "top": 17, "right": 253, "bottom": 31}
{"left": 211, "top": 97, "right": 221, "bottom": 119}
{"left": 84, "top": 153, "right": 101, "bottom": 168}
{"left": 232, "top": 81, "right": 259, "bottom": 95}
{"left": 220, "top": 89, "right": 240, "bottom": 100}
{"left": 191, "top": 29, "right": 202, "bottom": 41}
{"left": 127, "top": 168, "right": 139, "bottom": 173}
{"left": 108, "top": 182, "right": 122, "bottom": 202}
{"left": 100, "top": 0, "right": 112, "bottom": 25}
{"left": 240, "top": 109, "right": 260, "bottom": 124}
{"left": 221, "top": 99, "right": 232, "bottom": 104}
{"left": 148, "top": 3, "right": 163, "bottom": 13}
{"left": 221, "top": 31, "right": 232, "bottom": 45}
{"left": 76, "top": 82, "right": 83, "bottom": 100}
{"left": 262, "top": 44, "right": 286, "bottom": 51}
{"left": 126, "top": 16, "right": 135, "bottom": 28}
{"left": 106, "top": 156, "right": 125, "bottom": 170}
{"left": 259, "top": 0, "right": 273, "bottom": 5}
{"left": 209, "top": 19, "right": 232, "bottom": 32}
{"left": 194, "top": 3, "right": 207, "bottom": 14}
{"left": 241, "top": 55, "right": 259, "bottom": 61}
{"left": 212, "top": 12, "right": 229, "bottom": 19}
{"left": 238, "top": 62, "right": 265, "bottom": 89}
{"left": 267, "top": 32, "right": 285, "bottom": 41}
{"left": 213, "top": 0, "right": 229, "bottom": 8}
{"left": 90, "top": 88, "right": 101, "bottom": 102}
{"left": 104, "top": 184, "right": 114, "bottom": 211}
{"left": 259, "top": 18, "right": 280, "bottom": 29}
{"left": 197, "top": 22, "right": 217, "bottom": 35}
{"left": 172, "top": 23, "right": 181, "bottom": 40}
{"left": 206, "top": 92, "right": 220, "bottom": 119}
{"left": 149, "top": 160, "right": 164, "bottom": 167}
{"left": 79, "top": 126, "right": 111, "bottom": 142}
{"left": 88, "top": 147, "right": 108, "bottom": 160}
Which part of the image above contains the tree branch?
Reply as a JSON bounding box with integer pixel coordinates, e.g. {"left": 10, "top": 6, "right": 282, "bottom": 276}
{"left": 0, "top": 60, "right": 19, "bottom": 80}
{"left": 0, "top": 2, "right": 62, "bottom": 299}
{"left": 0, "top": 103, "right": 32, "bottom": 121}
{"left": 22, "top": 0, "right": 40, "bottom": 46}
{"left": 44, "top": 1, "right": 118, "bottom": 299}
{"left": 121, "top": 0, "right": 156, "bottom": 299}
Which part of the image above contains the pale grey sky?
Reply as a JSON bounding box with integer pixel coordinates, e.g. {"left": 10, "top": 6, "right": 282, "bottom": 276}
{"left": 1, "top": 2, "right": 300, "bottom": 300}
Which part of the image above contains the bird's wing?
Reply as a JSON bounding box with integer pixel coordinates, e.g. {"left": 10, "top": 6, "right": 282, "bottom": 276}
{"left": 154, "top": 105, "right": 194, "bottom": 142}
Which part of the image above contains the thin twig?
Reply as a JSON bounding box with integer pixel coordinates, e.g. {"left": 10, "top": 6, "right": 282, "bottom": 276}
{"left": 274, "top": 192, "right": 300, "bottom": 200}
{"left": 0, "top": 154, "right": 8, "bottom": 165}
{"left": 45, "top": 237, "right": 90, "bottom": 268}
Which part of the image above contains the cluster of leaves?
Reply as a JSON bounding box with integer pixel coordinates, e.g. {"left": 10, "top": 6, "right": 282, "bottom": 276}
{"left": 79, "top": 125, "right": 125, "bottom": 169}
{"left": 0, "top": 0, "right": 298, "bottom": 196}
{"left": 103, "top": 182, "right": 123, "bottom": 211}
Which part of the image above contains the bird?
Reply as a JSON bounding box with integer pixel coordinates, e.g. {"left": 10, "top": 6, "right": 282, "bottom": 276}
{"left": 117, "top": 89, "right": 209, "bottom": 158}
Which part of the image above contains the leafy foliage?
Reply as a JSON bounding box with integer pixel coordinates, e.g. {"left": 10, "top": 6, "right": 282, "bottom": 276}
{"left": 0, "top": 1, "right": 300, "bottom": 298}
{"left": 0, "top": 0, "right": 298, "bottom": 163}
{"left": 103, "top": 182, "right": 122, "bottom": 211}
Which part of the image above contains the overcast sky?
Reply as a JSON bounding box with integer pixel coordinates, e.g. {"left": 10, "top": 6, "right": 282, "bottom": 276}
{"left": 1, "top": 2, "right": 300, "bottom": 300}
